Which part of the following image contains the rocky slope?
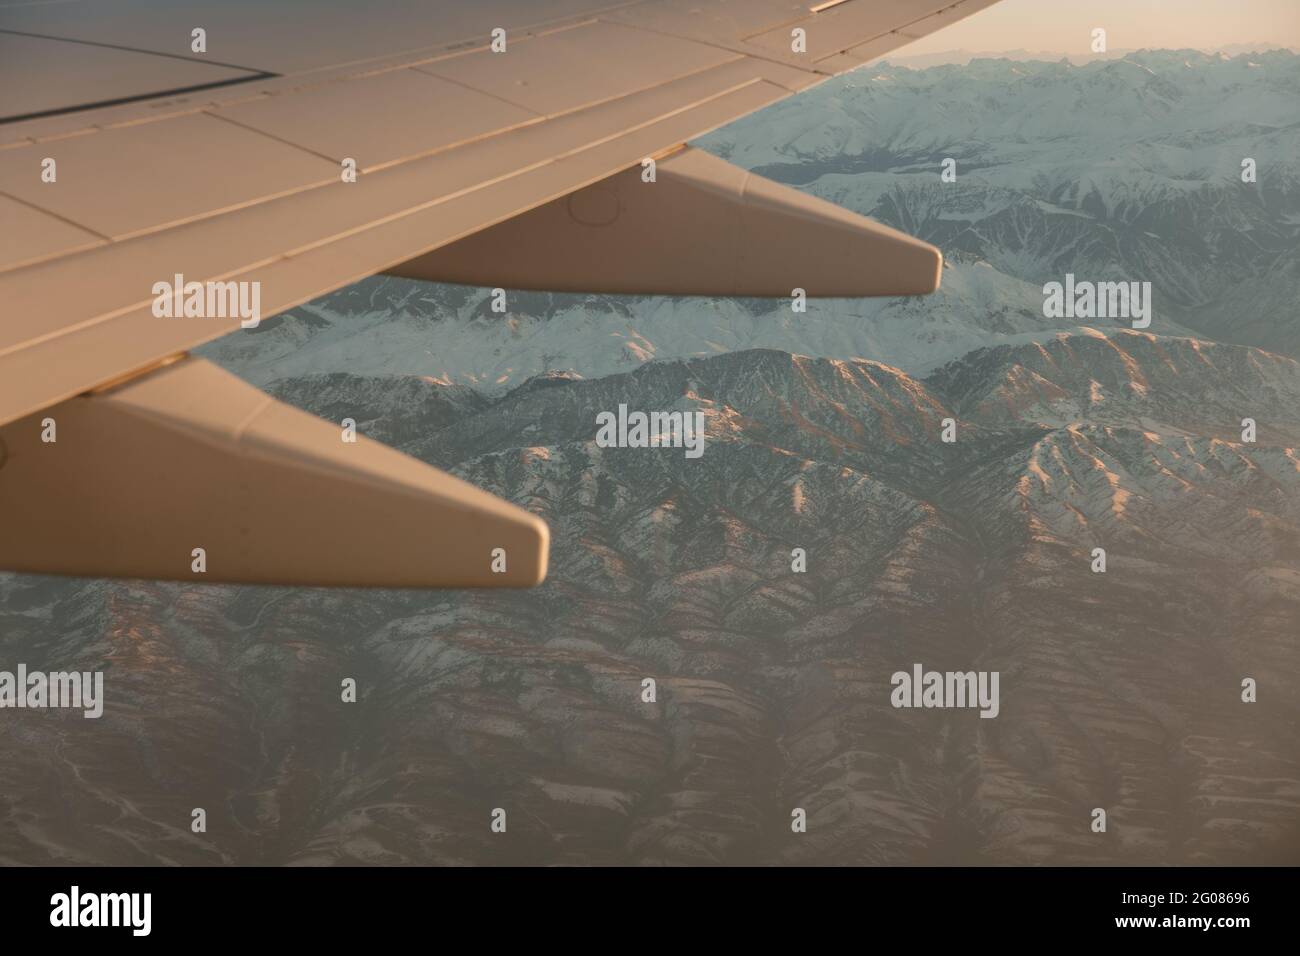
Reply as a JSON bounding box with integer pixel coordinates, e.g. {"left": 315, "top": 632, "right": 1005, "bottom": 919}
{"left": 3, "top": 336, "right": 1297, "bottom": 865}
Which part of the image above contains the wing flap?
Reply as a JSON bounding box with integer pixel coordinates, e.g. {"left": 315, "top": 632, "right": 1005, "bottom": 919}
{"left": 0, "top": 195, "right": 104, "bottom": 271}
{"left": 0, "top": 112, "right": 340, "bottom": 241}
{"left": 417, "top": 20, "right": 741, "bottom": 116}
{"left": 215, "top": 67, "right": 540, "bottom": 172}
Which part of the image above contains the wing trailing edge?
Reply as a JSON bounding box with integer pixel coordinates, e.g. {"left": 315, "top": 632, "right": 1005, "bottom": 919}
{"left": 0, "top": 357, "right": 548, "bottom": 588}
{"left": 385, "top": 146, "right": 942, "bottom": 297}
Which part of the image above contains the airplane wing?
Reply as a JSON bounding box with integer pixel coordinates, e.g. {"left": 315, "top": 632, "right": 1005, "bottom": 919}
{"left": 0, "top": 0, "right": 1000, "bottom": 588}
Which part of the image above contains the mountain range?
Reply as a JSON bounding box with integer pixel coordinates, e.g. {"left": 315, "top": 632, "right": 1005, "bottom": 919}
{"left": 2, "top": 50, "right": 1297, "bottom": 866}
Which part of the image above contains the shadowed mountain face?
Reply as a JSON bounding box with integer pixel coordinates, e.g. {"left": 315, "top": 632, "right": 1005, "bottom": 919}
{"left": 3, "top": 334, "right": 1298, "bottom": 865}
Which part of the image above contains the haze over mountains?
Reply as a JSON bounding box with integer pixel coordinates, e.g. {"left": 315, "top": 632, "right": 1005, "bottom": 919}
{"left": 872, "top": 43, "right": 1300, "bottom": 69}
{"left": 2, "top": 52, "right": 1297, "bottom": 865}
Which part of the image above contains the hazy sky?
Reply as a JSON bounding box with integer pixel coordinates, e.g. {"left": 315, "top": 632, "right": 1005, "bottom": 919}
{"left": 899, "top": 0, "right": 1300, "bottom": 55}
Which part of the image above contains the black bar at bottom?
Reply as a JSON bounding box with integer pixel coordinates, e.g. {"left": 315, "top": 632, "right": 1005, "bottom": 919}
{"left": 0, "top": 865, "right": 1288, "bottom": 942}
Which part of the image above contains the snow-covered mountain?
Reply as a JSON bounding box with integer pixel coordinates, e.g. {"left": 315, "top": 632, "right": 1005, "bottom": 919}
{"left": 199, "top": 261, "right": 1066, "bottom": 393}
{"left": 700, "top": 50, "right": 1300, "bottom": 354}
